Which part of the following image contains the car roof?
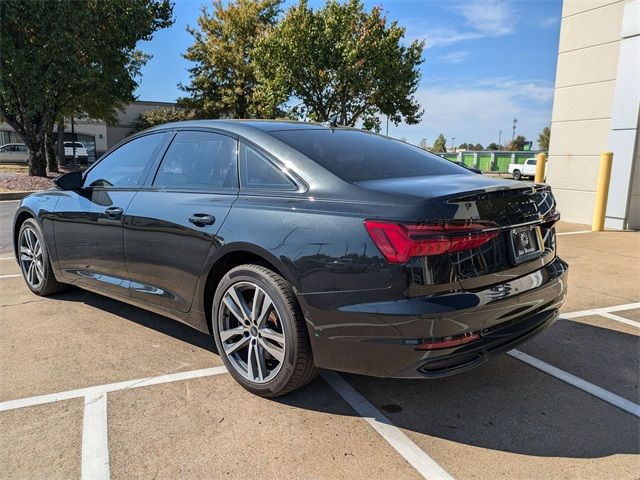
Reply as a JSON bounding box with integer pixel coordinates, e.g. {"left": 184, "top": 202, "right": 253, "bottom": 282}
{"left": 145, "top": 119, "right": 354, "bottom": 136}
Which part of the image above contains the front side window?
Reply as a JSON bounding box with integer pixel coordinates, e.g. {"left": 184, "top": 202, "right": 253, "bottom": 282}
{"left": 239, "top": 143, "right": 296, "bottom": 190}
{"left": 84, "top": 133, "right": 168, "bottom": 188}
{"left": 153, "top": 131, "right": 238, "bottom": 190}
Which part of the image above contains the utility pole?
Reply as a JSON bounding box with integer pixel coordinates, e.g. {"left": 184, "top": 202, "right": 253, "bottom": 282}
{"left": 451, "top": 137, "right": 456, "bottom": 153}
{"left": 512, "top": 118, "right": 517, "bottom": 142}
{"left": 498, "top": 130, "right": 502, "bottom": 147}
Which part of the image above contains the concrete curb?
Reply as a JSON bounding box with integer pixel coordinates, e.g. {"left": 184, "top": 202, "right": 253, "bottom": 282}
{"left": 0, "top": 191, "right": 35, "bottom": 201}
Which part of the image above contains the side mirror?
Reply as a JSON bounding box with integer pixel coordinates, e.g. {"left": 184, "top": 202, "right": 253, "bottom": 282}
{"left": 54, "top": 171, "right": 83, "bottom": 191}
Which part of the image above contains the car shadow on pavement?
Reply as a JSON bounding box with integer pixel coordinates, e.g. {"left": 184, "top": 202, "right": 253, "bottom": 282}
{"left": 278, "top": 320, "right": 640, "bottom": 459}
{"left": 54, "top": 288, "right": 218, "bottom": 354}
{"left": 53, "top": 289, "right": 639, "bottom": 460}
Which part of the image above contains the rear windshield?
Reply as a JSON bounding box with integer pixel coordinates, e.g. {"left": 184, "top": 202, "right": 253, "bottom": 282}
{"left": 269, "top": 129, "right": 467, "bottom": 182}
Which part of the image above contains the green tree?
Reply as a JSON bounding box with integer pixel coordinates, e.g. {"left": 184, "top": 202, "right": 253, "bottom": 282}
{"left": 432, "top": 133, "right": 446, "bottom": 153}
{"left": 538, "top": 126, "right": 550, "bottom": 151}
{"left": 253, "top": 0, "right": 424, "bottom": 130}
{"left": 0, "top": 0, "right": 173, "bottom": 176}
{"left": 179, "top": 0, "right": 282, "bottom": 119}
{"left": 132, "top": 107, "right": 196, "bottom": 132}
{"left": 473, "top": 143, "right": 484, "bottom": 151}
{"left": 458, "top": 143, "right": 469, "bottom": 150}
{"left": 486, "top": 142, "right": 501, "bottom": 151}
{"left": 506, "top": 135, "right": 526, "bottom": 151}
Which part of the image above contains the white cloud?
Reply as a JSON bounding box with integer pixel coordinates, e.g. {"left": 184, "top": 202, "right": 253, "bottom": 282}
{"left": 453, "top": 0, "right": 515, "bottom": 36}
{"left": 437, "top": 50, "right": 470, "bottom": 63}
{"left": 421, "top": 29, "right": 484, "bottom": 48}
{"left": 415, "top": 0, "right": 517, "bottom": 49}
{"left": 390, "top": 77, "right": 553, "bottom": 147}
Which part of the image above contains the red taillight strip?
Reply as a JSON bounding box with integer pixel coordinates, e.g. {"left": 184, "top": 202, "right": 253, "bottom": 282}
{"left": 364, "top": 219, "right": 498, "bottom": 263}
{"left": 415, "top": 333, "right": 481, "bottom": 350}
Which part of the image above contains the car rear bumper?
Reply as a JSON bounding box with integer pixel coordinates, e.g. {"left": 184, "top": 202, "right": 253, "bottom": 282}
{"left": 300, "top": 256, "right": 568, "bottom": 378}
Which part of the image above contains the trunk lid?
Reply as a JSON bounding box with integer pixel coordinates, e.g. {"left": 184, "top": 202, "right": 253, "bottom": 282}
{"left": 358, "top": 174, "right": 558, "bottom": 290}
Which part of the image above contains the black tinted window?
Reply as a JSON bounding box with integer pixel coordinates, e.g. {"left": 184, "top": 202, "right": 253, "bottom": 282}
{"left": 153, "top": 131, "right": 238, "bottom": 190}
{"left": 84, "top": 133, "right": 167, "bottom": 188}
{"left": 240, "top": 143, "right": 296, "bottom": 190}
{"left": 270, "top": 129, "right": 468, "bottom": 182}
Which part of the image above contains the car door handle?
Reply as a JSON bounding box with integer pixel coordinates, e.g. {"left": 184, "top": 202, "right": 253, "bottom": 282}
{"left": 188, "top": 213, "right": 216, "bottom": 226}
{"left": 104, "top": 207, "right": 124, "bottom": 218}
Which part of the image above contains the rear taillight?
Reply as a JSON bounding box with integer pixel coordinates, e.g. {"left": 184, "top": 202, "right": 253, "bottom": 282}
{"left": 364, "top": 219, "right": 498, "bottom": 263}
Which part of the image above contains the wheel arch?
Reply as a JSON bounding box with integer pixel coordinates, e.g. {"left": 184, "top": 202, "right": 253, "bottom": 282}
{"left": 199, "top": 243, "right": 300, "bottom": 335}
{"left": 12, "top": 208, "right": 37, "bottom": 260}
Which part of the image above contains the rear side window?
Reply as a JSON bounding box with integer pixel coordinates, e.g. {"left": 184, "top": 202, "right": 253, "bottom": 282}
{"left": 239, "top": 143, "right": 296, "bottom": 190}
{"left": 153, "top": 131, "right": 238, "bottom": 190}
{"left": 84, "top": 132, "right": 168, "bottom": 188}
{"left": 270, "top": 129, "right": 468, "bottom": 182}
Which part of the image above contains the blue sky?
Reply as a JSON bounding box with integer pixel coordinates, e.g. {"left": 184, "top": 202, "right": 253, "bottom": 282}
{"left": 135, "top": 0, "right": 562, "bottom": 147}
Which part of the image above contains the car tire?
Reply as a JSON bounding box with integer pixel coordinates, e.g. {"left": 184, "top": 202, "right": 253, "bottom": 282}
{"left": 512, "top": 170, "right": 522, "bottom": 180}
{"left": 17, "top": 218, "right": 68, "bottom": 296}
{"left": 212, "top": 263, "right": 318, "bottom": 397}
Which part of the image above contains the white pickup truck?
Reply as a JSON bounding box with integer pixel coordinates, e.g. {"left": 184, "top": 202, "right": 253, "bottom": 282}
{"left": 63, "top": 141, "right": 89, "bottom": 164}
{"left": 508, "top": 158, "right": 537, "bottom": 180}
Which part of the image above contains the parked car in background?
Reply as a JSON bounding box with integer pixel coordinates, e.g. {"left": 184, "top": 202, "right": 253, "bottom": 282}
{"left": 13, "top": 120, "right": 567, "bottom": 397}
{"left": 63, "top": 141, "right": 89, "bottom": 164}
{"left": 508, "top": 157, "right": 537, "bottom": 180}
{"left": 0, "top": 143, "right": 29, "bottom": 163}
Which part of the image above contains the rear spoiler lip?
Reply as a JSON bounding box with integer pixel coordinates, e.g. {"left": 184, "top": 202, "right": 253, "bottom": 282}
{"left": 441, "top": 183, "right": 550, "bottom": 205}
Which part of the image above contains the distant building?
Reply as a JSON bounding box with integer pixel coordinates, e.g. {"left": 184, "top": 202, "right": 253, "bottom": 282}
{"left": 547, "top": 0, "right": 639, "bottom": 228}
{"left": 0, "top": 100, "right": 175, "bottom": 162}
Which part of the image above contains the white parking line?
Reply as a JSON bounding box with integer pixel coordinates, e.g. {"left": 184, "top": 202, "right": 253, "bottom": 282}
{"left": 561, "top": 302, "right": 640, "bottom": 320}
{"left": 0, "top": 273, "right": 21, "bottom": 279}
{"left": 508, "top": 350, "right": 640, "bottom": 418}
{"left": 82, "top": 393, "right": 110, "bottom": 480}
{"left": 322, "top": 371, "right": 453, "bottom": 480}
{"left": 0, "top": 367, "right": 228, "bottom": 480}
{"left": 0, "top": 256, "right": 14, "bottom": 261}
{"left": 0, "top": 367, "right": 229, "bottom": 412}
{"left": 595, "top": 311, "right": 640, "bottom": 329}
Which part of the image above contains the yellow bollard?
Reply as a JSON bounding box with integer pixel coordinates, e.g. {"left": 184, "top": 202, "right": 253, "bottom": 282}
{"left": 534, "top": 152, "right": 547, "bottom": 183}
{"left": 592, "top": 152, "right": 614, "bottom": 232}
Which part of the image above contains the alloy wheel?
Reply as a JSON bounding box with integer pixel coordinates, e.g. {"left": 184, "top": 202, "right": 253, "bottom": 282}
{"left": 19, "top": 227, "right": 44, "bottom": 288}
{"left": 218, "top": 281, "right": 286, "bottom": 383}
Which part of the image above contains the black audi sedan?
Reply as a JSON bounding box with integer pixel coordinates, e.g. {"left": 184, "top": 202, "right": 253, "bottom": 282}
{"left": 13, "top": 120, "right": 568, "bottom": 397}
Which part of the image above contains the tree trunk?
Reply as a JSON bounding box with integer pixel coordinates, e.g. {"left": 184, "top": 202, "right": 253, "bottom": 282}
{"left": 23, "top": 133, "right": 47, "bottom": 177}
{"left": 46, "top": 129, "right": 59, "bottom": 173}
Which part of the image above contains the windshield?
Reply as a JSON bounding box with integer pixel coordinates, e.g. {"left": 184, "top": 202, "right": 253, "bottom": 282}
{"left": 269, "top": 129, "right": 468, "bottom": 182}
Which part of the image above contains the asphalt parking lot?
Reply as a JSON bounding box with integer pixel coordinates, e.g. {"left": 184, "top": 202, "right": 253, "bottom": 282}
{"left": 1, "top": 199, "right": 639, "bottom": 479}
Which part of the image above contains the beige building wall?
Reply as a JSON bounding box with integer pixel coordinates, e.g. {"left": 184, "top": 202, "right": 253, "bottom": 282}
{"left": 106, "top": 100, "right": 176, "bottom": 149}
{"left": 547, "top": 0, "right": 640, "bottom": 228}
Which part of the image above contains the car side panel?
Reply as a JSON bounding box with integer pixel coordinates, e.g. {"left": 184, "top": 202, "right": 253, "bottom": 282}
{"left": 123, "top": 190, "right": 237, "bottom": 312}
{"left": 53, "top": 189, "right": 137, "bottom": 296}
